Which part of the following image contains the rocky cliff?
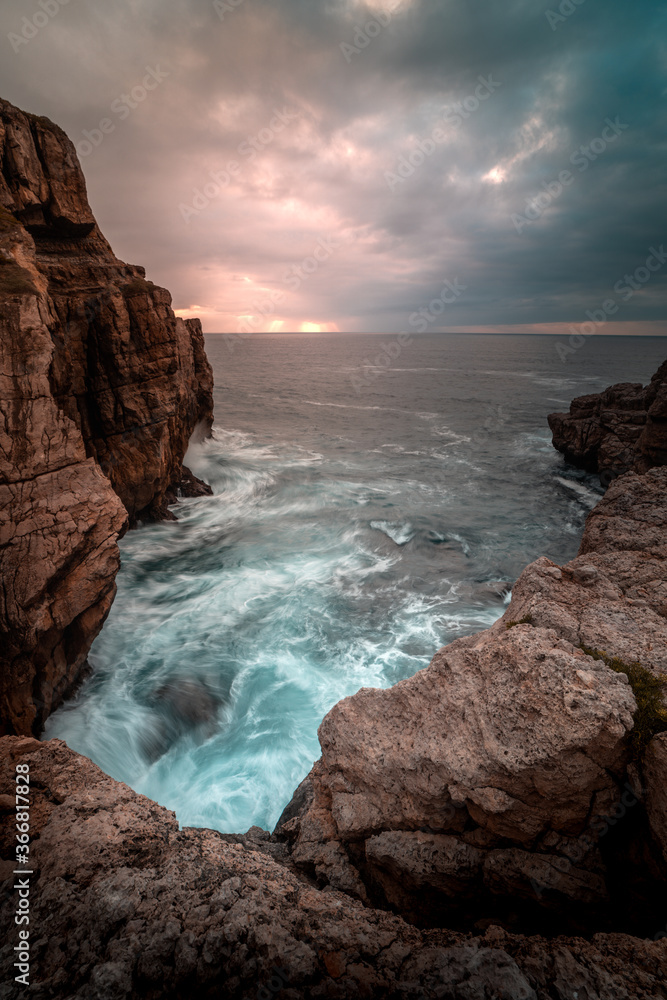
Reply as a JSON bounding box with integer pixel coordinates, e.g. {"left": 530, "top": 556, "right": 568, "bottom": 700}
{"left": 548, "top": 360, "right": 667, "bottom": 482}
{"left": 1, "top": 733, "right": 666, "bottom": 1000}
{"left": 277, "top": 466, "right": 667, "bottom": 941}
{"left": 1, "top": 98, "right": 666, "bottom": 996}
{"left": 1, "top": 407, "right": 667, "bottom": 997}
{"left": 0, "top": 98, "right": 214, "bottom": 737}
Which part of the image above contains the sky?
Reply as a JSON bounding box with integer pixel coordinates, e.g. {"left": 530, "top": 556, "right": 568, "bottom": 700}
{"left": 1, "top": 0, "right": 666, "bottom": 335}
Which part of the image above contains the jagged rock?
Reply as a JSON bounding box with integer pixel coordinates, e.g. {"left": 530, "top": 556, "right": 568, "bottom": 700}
{"left": 282, "top": 467, "right": 667, "bottom": 932}
{"left": 2, "top": 99, "right": 667, "bottom": 997}
{"left": 548, "top": 359, "right": 667, "bottom": 479}
{"left": 310, "top": 626, "right": 634, "bottom": 846}
{"left": 2, "top": 736, "right": 666, "bottom": 999}
{"left": 0, "top": 97, "right": 214, "bottom": 736}
{"left": 644, "top": 734, "right": 667, "bottom": 864}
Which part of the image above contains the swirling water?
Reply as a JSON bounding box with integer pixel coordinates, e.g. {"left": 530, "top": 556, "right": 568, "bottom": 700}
{"left": 45, "top": 334, "right": 667, "bottom": 833}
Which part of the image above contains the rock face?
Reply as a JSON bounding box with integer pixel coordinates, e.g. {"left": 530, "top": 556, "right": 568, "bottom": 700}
{"left": 2, "top": 102, "right": 667, "bottom": 997}
{"left": 0, "top": 98, "right": 214, "bottom": 737}
{"left": 1, "top": 736, "right": 667, "bottom": 1000}
{"left": 278, "top": 468, "right": 667, "bottom": 936}
{"left": 548, "top": 360, "right": 667, "bottom": 481}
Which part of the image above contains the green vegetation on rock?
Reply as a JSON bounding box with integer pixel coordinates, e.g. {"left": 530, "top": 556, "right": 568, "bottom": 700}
{"left": 0, "top": 257, "right": 37, "bottom": 297}
{"left": 122, "top": 277, "right": 155, "bottom": 298}
{"left": 505, "top": 614, "right": 534, "bottom": 630}
{"left": 0, "top": 205, "right": 20, "bottom": 232}
{"left": 580, "top": 645, "right": 667, "bottom": 759}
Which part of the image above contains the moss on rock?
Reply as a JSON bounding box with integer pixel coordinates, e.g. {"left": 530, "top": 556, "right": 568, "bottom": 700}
{"left": 0, "top": 257, "right": 37, "bottom": 297}
{"left": 506, "top": 614, "right": 534, "bottom": 630}
{"left": 580, "top": 645, "right": 667, "bottom": 759}
{"left": 122, "top": 277, "right": 155, "bottom": 298}
{"left": 0, "top": 205, "right": 20, "bottom": 233}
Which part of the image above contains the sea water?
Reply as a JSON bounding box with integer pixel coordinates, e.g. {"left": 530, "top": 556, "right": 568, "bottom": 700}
{"left": 45, "top": 334, "right": 667, "bottom": 833}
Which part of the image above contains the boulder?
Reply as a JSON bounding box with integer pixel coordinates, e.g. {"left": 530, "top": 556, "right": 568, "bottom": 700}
{"left": 548, "top": 360, "right": 667, "bottom": 479}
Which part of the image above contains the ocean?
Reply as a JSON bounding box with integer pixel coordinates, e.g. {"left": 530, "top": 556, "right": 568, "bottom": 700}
{"left": 44, "top": 333, "right": 667, "bottom": 833}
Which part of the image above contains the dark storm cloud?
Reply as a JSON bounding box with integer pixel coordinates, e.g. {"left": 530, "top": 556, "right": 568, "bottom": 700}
{"left": 0, "top": 0, "right": 665, "bottom": 332}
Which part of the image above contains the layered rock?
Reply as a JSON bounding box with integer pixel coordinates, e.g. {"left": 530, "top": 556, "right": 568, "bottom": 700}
{"left": 0, "top": 98, "right": 214, "bottom": 736}
{"left": 2, "top": 99, "right": 667, "bottom": 997}
{"left": 278, "top": 467, "right": 667, "bottom": 935}
{"left": 2, "top": 736, "right": 667, "bottom": 999}
{"left": 548, "top": 359, "right": 667, "bottom": 481}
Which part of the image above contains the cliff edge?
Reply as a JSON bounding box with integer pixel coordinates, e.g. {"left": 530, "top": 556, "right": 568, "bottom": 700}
{"left": 1, "top": 469, "right": 666, "bottom": 998}
{"left": 1, "top": 99, "right": 666, "bottom": 996}
{"left": 0, "top": 98, "right": 214, "bottom": 737}
{"left": 1, "top": 372, "right": 667, "bottom": 996}
{"left": 548, "top": 360, "right": 667, "bottom": 482}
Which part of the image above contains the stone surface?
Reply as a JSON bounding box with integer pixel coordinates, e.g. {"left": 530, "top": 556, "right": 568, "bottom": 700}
{"left": 644, "top": 734, "right": 667, "bottom": 864}
{"left": 548, "top": 359, "right": 667, "bottom": 480}
{"left": 2, "top": 101, "right": 667, "bottom": 997}
{"left": 281, "top": 467, "right": 667, "bottom": 932}
{"left": 1, "top": 736, "right": 666, "bottom": 999}
{"left": 0, "top": 98, "right": 214, "bottom": 737}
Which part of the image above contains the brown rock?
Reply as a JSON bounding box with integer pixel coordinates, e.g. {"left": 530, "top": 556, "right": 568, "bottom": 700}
{"left": 283, "top": 467, "right": 667, "bottom": 931}
{"left": 0, "top": 97, "right": 214, "bottom": 736}
{"left": 548, "top": 360, "right": 667, "bottom": 480}
{"left": 2, "top": 736, "right": 666, "bottom": 999}
{"left": 644, "top": 734, "right": 667, "bottom": 864}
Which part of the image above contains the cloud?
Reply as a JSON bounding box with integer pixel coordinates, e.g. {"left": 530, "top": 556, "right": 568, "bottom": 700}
{"left": 1, "top": 0, "right": 665, "bottom": 332}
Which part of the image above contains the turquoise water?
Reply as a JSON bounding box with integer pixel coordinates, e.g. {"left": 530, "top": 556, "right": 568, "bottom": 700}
{"left": 44, "top": 334, "right": 667, "bottom": 833}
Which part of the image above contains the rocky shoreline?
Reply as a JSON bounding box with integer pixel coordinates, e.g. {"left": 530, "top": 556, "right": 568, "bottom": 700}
{"left": 1, "top": 460, "right": 666, "bottom": 998}
{"left": 0, "top": 97, "right": 214, "bottom": 738}
{"left": 548, "top": 362, "right": 667, "bottom": 483}
{"left": 1, "top": 97, "right": 666, "bottom": 997}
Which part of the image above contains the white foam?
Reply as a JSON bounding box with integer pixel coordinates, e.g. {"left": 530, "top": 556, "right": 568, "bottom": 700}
{"left": 370, "top": 520, "right": 416, "bottom": 546}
